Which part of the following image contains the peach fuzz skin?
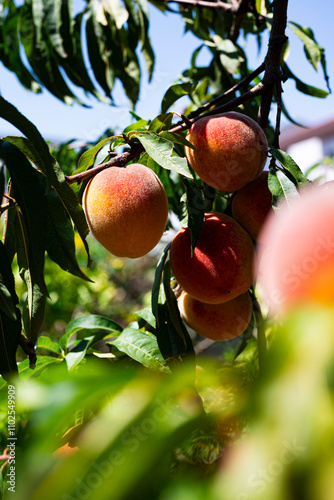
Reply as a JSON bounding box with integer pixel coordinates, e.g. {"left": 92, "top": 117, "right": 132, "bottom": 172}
{"left": 178, "top": 291, "right": 253, "bottom": 341}
{"left": 256, "top": 183, "right": 334, "bottom": 315}
{"left": 231, "top": 171, "right": 273, "bottom": 242}
{"left": 170, "top": 212, "right": 255, "bottom": 304}
{"left": 184, "top": 112, "right": 268, "bottom": 192}
{"left": 83, "top": 164, "right": 169, "bottom": 258}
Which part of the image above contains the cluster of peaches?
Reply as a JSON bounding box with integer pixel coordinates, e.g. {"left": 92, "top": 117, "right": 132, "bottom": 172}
{"left": 83, "top": 111, "right": 274, "bottom": 342}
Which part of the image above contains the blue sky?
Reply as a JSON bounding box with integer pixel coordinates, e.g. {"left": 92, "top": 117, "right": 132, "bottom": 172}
{"left": 0, "top": 0, "right": 333, "bottom": 142}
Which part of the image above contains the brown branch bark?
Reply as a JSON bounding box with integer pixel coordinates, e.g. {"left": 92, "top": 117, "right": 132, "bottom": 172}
{"left": 258, "top": 0, "right": 288, "bottom": 130}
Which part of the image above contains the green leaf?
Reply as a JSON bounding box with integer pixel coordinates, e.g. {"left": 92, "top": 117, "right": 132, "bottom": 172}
{"left": 85, "top": 3, "right": 114, "bottom": 97}
{"left": 43, "top": 0, "right": 68, "bottom": 58}
{"left": 36, "top": 336, "right": 62, "bottom": 356}
{"left": 213, "top": 36, "right": 243, "bottom": 75}
{"left": 123, "top": 118, "right": 149, "bottom": 133}
{"left": 17, "top": 355, "right": 63, "bottom": 379}
{"left": 107, "top": 328, "right": 169, "bottom": 372}
{"left": 74, "top": 137, "right": 114, "bottom": 176}
{"left": 159, "top": 131, "right": 197, "bottom": 151}
{"left": 46, "top": 190, "right": 90, "bottom": 281}
{"left": 60, "top": 12, "right": 110, "bottom": 104}
{"left": 151, "top": 242, "right": 171, "bottom": 324}
{"left": 282, "top": 63, "right": 329, "bottom": 98}
{"left": 60, "top": 314, "right": 123, "bottom": 351}
{"left": 65, "top": 338, "right": 91, "bottom": 371}
{"left": 148, "top": 113, "right": 174, "bottom": 133}
{"left": 270, "top": 148, "right": 310, "bottom": 186}
{"left": 161, "top": 82, "right": 195, "bottom": 114}
{"left": 0, "top": 1, "right": 41, "bottom": 93}
{"left": 289, "top": 22, "right": 322, "bottom": 71}
{"left": 133, "top": 307, "right": 156, "bottom": 329}
{"left": 136, "top": 132, "right": 192, "bottom": 179}
{"left": 268, "top": 167, "right": 298, "bottom": 207}
{"left": 20, "top": 1, "right": 84, "bottom": 105}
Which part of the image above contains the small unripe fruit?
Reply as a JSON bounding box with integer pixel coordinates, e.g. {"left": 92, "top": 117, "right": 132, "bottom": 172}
{"left": 231, "top": 171, "right": 273, "bottom": 241}
{"left": 83, "top": 164, "right": 169, "bottom": 258}
{"left": 185, "top": 111, "right": 268, "bottom": 192}
{"left": 170, "top": 212, "right": 255, "bottom": 304}
{"left": 178, "top": 291, "right": 253, "bottom": 341}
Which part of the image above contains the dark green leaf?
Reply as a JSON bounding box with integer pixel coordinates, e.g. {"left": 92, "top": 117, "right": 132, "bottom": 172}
{"left": 151, "top": 242, "right": 171, "bottom": 323}
{"left": 0, "top": 1, "right": 41, "bottom": 93}
{"left": 0, "top": 141, "right": 48, "bottom": 343}
{"left": 181, "top": 178, "right": 205, "bottom": 252}
{"left": 270, "top": 148, "right": 310, "bottom": 186}
{"left": 43, "top": 0, "right": 67, "bottom": 58}
{"left": 0, "top": 100, "right": 90, "bottom": 265}
{"left": 20, "top": 1, "right": 84, "bottom": 105}
{"left": 0, "top": 241, "right": 21, "bottom": 380}
{"left": 85, "top": 3, "right": 114, "bottom": 97}
{"left": 46, "top": 190, "right": 90, "bottom": 281}
{"left": 108, "top": 328, "right": 169, "bottom": 372}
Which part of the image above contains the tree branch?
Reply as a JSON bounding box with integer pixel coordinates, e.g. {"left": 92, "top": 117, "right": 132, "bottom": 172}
{"left": 259, "top": 0, "right": 288, "bottom": 130}
{"left": 65, "top": 143, "right": 143, "bottom": 185}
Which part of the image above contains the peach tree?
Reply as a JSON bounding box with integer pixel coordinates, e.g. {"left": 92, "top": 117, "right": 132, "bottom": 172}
{"left": 0, "top": 1, "right": 333, "bottom": 498}
{"left": 0, "top": 0, "right": 330, "bottom": 378}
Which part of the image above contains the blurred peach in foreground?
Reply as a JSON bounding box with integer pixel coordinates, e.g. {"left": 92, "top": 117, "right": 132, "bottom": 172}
{"left": 256, "top": 182, "right": 334, "bottom": 314}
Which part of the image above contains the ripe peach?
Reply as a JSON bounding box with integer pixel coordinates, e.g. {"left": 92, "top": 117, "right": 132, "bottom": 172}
{"left": 184, "top": 111, "right": 268, "bottom": 192}
{"left": 178, "top": 291, "right": 253, "bottom": 341}
{"left": 231, "top": 171, "right": 273, "bottom": 241}
{"left": 170, "top": 212, "right": 255, "bottom": 304}
{"left": 256, "top": 183, "right": 334, "bottom": 314}
{"left": 83, "top": 164, "right": 169, "bottom": 258}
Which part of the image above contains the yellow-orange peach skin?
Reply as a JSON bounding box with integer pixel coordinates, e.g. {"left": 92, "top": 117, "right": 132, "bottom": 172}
{"left": 83, "top": 164, "right": 169, "bottom": 258}
{"left": 170, "top": 212, "right": 255, "bottom": 304}
{"left": 185, "top": 111, "right": 268, "bottom": 192}
{"left": 231, "top": 171, "right": 273, "bottom": 241}
{"left": 256, "top": 183, "right": 334, "bottom": 314}
{"left": 178, "top": 291, "right": 253, "bottom": 341}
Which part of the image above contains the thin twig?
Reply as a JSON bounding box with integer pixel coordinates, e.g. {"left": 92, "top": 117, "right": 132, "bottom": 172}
{"left": 65, "top": 143, "right": 143, "bottom": 185}
{"left": 176, "top": 62, "right": 265, "bottom": 123}
{"left": 169, "top": 81, "right": 264, "bottom": 134}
